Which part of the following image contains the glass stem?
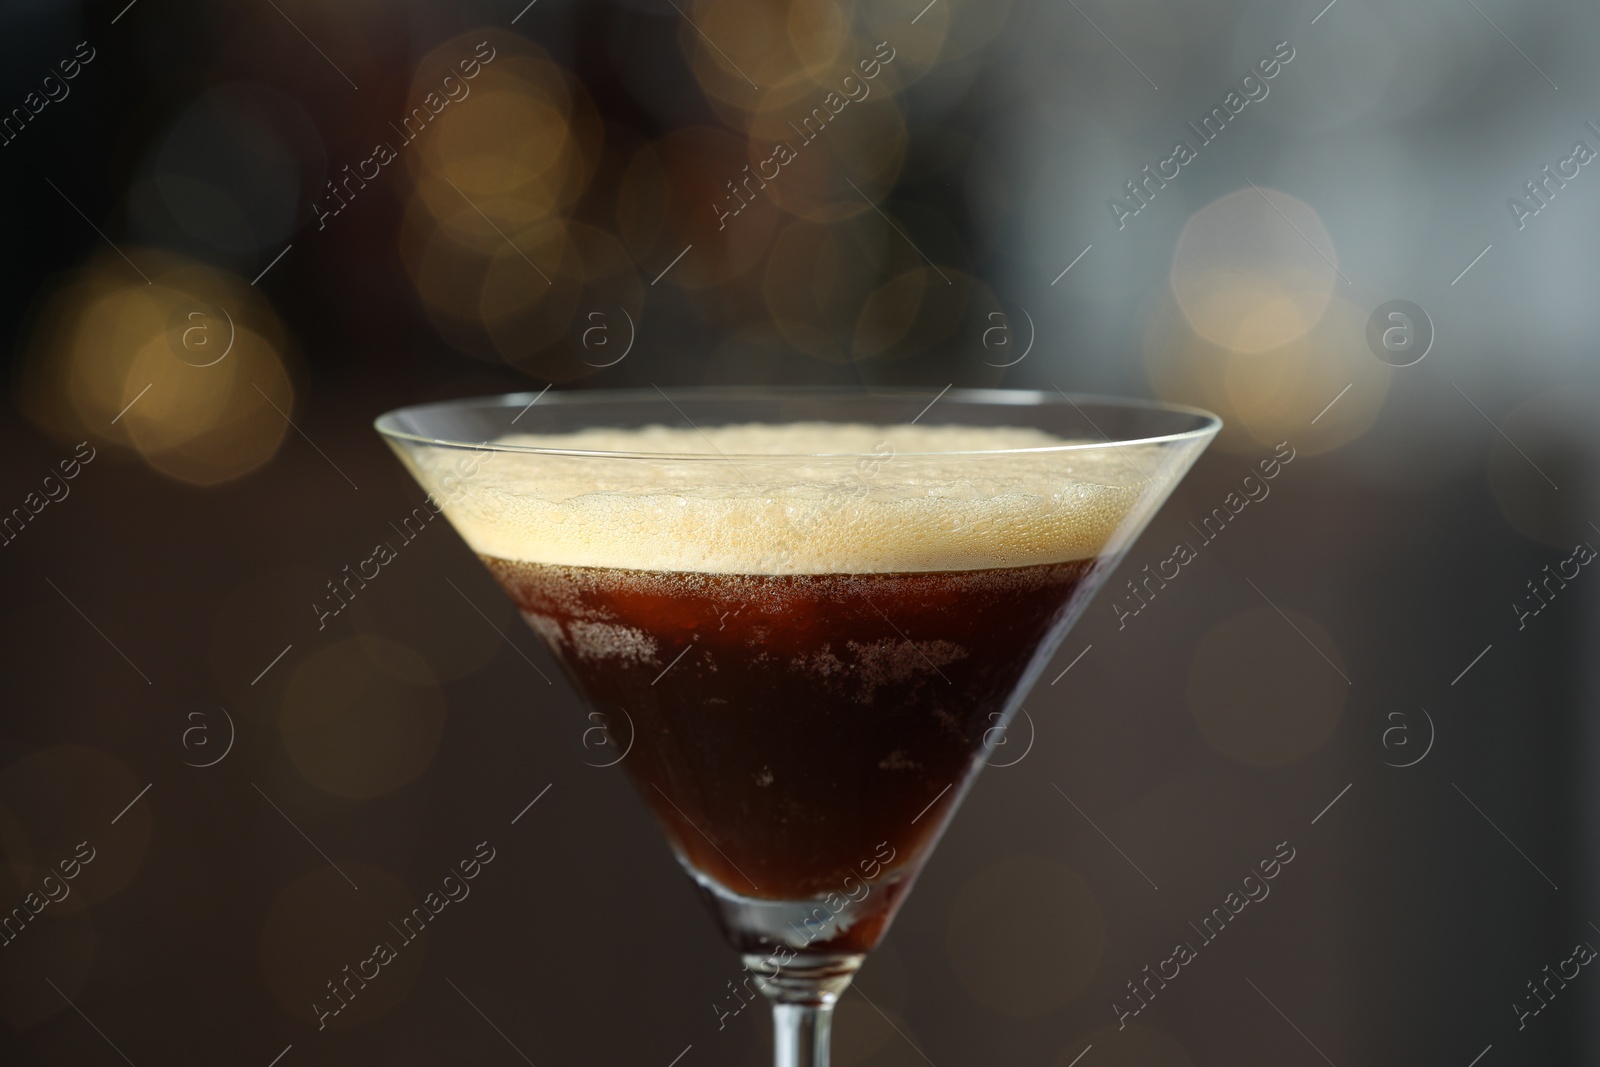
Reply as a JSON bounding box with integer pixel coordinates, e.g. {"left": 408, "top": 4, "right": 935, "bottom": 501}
{"left": 772, "top": 1002, "right": 832, "bottom": 1067}
{"left": 745, "top": 952, "right": 863, "bottom": 1067}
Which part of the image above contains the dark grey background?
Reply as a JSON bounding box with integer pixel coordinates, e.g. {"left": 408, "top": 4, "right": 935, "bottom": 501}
{"left": 1, "top": 0, "right": 1596, "bottom": 1064}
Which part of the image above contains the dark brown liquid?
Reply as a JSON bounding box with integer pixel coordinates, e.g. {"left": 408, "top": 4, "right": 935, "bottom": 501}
{"left": 486, "top": 556, "right": 1099, "bottom": 953}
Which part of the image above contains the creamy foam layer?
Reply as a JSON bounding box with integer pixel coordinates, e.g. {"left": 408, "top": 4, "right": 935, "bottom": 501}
{"left": 412, "top": 422, "right": 1158, "bottom": 574}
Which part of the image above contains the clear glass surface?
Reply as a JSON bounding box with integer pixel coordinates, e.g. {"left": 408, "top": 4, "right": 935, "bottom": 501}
{"left": 375, "top": 386, "right": 1220, "bottom": 1067}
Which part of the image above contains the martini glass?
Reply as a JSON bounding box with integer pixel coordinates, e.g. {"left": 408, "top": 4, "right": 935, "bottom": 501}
{"left": 376, "top": 387, "right": 1218, "bottom": 1066}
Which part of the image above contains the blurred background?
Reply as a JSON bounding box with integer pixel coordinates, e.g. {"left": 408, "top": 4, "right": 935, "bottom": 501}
{"left": 2, "top": 0, "right": 1598, "bottom": 1063}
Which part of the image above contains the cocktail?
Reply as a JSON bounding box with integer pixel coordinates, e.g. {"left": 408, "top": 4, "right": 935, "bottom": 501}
{"left": 375, "top": 387, "right": 1218, "bottom": 1066}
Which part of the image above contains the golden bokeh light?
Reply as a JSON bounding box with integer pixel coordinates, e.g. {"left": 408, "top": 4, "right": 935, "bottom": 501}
{"left": 680, "top": 0, "right": 857, "bottom": 113}
{"left": 398, "top": 192, "right": 501, "bottom": 354}
{"left": 410, "top": 78, "right": 592, "bottom": 239}
{"left": 679, "top": 0, "right": 960, "bottom": 129}
{"left": 618, "top": 126, "right": 781, "bottom": 287}
{"left": 400, "top": 31, "right": 619, "bottom": 376}
{"left": 760, "top": 207, "right": 990, "bottom": 366}
{"left": 396, "top": 19, "right": 978, "bottom": 372}
{"left": 1186, "top": 606, "right": 1348, "bottom": 767}
{"left": 485, "top": 222, "right": 646, "bottom": 381}
{"left": 1171, "top": 187, "right": 1340, "bottom": 353}
{"left": 347, "top": 572, "right": 505, "bottom": 685}
{"left": 407, "top": 33, "right": 599, "bottom": 237}
{"left": 426, "top": 88, "right": 573, "bottom": 215}
{"left": 856, "top": 267, "right": 995, "bottom": 365}
{"left": 852, "top": 266, "right": 950, "bottom": 362}
{"left": 1145, "top": 293, "right": 1390, "bottom": 456}
{"left": 947, "top": 856, "right": 1105, "bottom": 1016}
{"left": 123, "top": 324, "right": 293, "bottom": 485}
{"left": 745, "top": 89, "right": 908, "bottom": 220}
{"left": 1220, "top": 298, "right": 1389, "bottom": 452}
{"left": 279, "top": 638, "right": 446, "bottom": 800}
{"left": 763, "top": 212, "right": 893, "bottom": 361}
{"left": 853, "top": 3, "right": 957, "bottom": 86}
{"left": 477, "top": 220, "right": 584, "bottom": 350}
{"left": 17, "top": 251, "right": 297, "bottom": 486}
{"left": 402, "top": 211, "right": 648, "bottom": 380}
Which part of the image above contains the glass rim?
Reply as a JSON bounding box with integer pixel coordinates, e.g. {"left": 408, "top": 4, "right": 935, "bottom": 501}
{"left": 373, "top": 386, "right": 1222, "bottom": 460}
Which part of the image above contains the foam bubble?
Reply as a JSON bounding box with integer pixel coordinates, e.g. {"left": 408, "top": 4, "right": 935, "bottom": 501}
{"left": 411, "top": 422, "right": 1159, "bottom": 574}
